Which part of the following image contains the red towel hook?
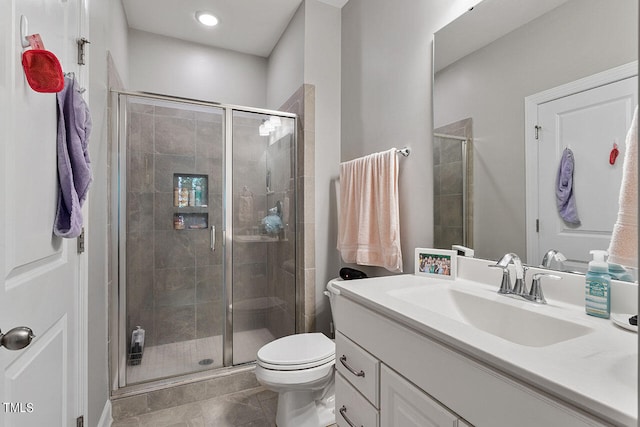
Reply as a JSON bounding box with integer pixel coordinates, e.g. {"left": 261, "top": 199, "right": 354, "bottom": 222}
{"left": 609, "top": 142, "right": 619, "bottom": 165}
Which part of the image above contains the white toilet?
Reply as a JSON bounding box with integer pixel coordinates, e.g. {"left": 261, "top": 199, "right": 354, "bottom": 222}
{"left": 255, "top": 281, "right": 339, "bottom": 427}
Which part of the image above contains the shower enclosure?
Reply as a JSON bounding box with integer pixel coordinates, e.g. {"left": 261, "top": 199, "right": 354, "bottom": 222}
{"left": 113, "top": 92, "right": 297, "bottom": 386}
{"left": 433, "top": 132, "right": 473, "bottom": 250}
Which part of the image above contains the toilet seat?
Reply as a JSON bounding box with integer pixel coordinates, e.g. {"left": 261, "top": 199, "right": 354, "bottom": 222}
{"left": 257, "top": 333, "right": 335, "bottom": 371}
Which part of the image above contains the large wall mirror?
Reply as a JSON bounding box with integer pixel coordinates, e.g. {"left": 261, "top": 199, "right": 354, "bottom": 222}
{"left": 433, "top": 0, "right": 638, "bottom": 272}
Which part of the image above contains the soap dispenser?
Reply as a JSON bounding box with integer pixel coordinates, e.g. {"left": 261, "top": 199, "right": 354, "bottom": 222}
{"left": 585, "top": 250, "right": 611, "bottom": 318}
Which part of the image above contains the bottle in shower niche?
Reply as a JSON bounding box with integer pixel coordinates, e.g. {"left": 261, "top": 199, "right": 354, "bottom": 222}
{"left": 174, "top": 176, "right": 189, "bottom": 207}
{"left": 174, "top": 176, "right": 182, "bottom": 207}
{"left": 192, "top": 176, "right": 207, "bottom": 207}
{"left": 194, "top": 185, "right": 203, "bottom": 206}
{"left": 174, "top": 214, "right": 185, "bottom": 230}
{"left": 189, "top": 183, "right": 196, "bottom": 207}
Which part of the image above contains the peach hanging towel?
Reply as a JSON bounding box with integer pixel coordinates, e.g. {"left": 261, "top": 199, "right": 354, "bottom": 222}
{"left": 337, "top": 148, "right": 403, "bottom": 272}
{"left": 608, "top": 105, "right": 638, "bottom": 268}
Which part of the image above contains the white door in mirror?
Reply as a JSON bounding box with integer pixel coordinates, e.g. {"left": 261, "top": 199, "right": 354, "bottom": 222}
{"left": 535, "top": 75, "right": 637, "bottom": 267}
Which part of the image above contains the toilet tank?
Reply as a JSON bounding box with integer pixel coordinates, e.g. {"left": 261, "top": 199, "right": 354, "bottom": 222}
{"left": 325, "top": 278, "right": 343, "bottom": 332}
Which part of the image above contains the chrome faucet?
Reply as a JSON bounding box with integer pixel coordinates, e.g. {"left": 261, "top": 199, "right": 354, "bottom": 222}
{"left": 541, "top": 249, "right": 567, "bottom": 268}
{"left": 489, "top": 253, "right": 561, "bottom": 304}
{"left": 489, "top": 253, "right": 526, "bottom": 295}
{"left": 522, "top": 273, "right": 561, "bottom": 304}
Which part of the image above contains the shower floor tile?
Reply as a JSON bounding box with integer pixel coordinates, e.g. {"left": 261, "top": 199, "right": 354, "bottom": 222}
{"left": 127, "top": 335, "right": 223, "bottom": 384}
{"left": 126, "top": 328, "right": 276, "bottom": 384}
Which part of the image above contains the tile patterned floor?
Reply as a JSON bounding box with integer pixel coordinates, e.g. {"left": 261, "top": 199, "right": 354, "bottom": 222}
{"left": 116, "top": 329, "right": 337, "bottom": 427}
{"left": 112, "top": 386, "right": 278, "bottom": 427}
{"left": 111, "top": 385, "right": 338, "bottom": 427}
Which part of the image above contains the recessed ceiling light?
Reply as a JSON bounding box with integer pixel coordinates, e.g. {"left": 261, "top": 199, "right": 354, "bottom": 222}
{"left": 195, "top": 11, "right": 218, "bottom": 27}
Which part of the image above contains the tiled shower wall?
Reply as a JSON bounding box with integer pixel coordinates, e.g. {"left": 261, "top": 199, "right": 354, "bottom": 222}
{"left": 126, "top": 102, "right": 225, "bottom": 347}
{"left": 280, "top": 84, "right": 316, "bottom": 333}
{"left": 264, "top": 133, "right": 296, "bottom": 337}
{"left": 124, "top": 102, "right": 300, "bottom": 349}
{"left": 231, "top": 114, "right": 295, "bottom": 340}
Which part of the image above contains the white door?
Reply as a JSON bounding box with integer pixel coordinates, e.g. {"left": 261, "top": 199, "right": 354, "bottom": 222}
{"left": 528, "top": 72, "right": 637, "bottom": 269}
{"left": 0, "top": 1, "right": 84, "bottom": 426}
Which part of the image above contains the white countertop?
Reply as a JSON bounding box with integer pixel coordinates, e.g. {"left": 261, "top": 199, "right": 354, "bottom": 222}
{"left": 331, "top": 257, "right": 638, "bottom": 426}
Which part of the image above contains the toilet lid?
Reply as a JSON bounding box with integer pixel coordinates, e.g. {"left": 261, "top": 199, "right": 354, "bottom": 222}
{"left": 257, "top": 333, "right": 335, "bottom": 369}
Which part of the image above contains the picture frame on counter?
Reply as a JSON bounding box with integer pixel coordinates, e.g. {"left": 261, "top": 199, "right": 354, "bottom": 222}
{"left": 415, "top": 248, "right": 457, "bottom": 280}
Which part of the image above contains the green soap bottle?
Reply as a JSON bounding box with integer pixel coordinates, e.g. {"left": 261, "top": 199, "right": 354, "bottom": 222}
{"left": 585, "top": 250, "right": 611, "bottom": 318}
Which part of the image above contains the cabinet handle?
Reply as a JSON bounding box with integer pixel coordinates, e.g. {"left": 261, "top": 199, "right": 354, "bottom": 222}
{"left": 340, "top": 355, "right": 365, "bottom": 377}
{"left": 339, "top": 405, "right": 362, "bottom": 427}
{"left": 210, "top": 225, "right": 215, "bottom": 251}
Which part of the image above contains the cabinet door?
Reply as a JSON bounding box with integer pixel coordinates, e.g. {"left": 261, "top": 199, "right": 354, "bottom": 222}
{"left": 381, "top": 365, "right": 458, "bottom": 427}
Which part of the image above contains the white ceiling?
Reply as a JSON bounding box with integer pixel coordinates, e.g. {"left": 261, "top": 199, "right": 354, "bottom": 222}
{"left": 122, "top": 0, "right": 347, "bottom": 58}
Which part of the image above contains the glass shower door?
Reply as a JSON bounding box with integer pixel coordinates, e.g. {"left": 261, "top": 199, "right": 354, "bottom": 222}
{"left": 433, "top": 133, "right": 472, "bottom": 250}
{"left": 230, "top": 110, "right": 296, "bottom": 365}
{"left": 121, "top": 94, "right": 226, "bottom": 384}
{"left": 116, "top": 92, "right": 298, "bottom": 387}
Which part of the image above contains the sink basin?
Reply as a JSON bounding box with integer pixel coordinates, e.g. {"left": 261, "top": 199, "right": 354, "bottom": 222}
{"left": 387, "top": 285, "right": 593, "bottom": 347}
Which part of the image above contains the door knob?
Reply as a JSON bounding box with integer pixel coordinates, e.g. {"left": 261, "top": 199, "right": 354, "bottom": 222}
{"left": 0, "top": 327, "right": 35, "bottom": 350}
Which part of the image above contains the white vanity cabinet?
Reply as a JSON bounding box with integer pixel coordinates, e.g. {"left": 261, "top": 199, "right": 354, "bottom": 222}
{"left": 333, "top": 292, "right": 612, "bottom": 427}
{"left": 335, "top": 331, "right": 471, "bottom": 427}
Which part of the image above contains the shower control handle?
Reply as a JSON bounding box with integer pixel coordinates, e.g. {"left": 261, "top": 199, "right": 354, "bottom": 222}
{"left": 210, "top": 225, "right": 215, "bottom": 251}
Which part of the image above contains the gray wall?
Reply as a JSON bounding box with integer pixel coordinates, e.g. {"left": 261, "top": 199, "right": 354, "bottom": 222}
{"left": 128, "top": 29, "right": 268, "bottom": 108}
{"left": 303, "top": 0, "right": 342, "bottom": 335}
{"left": 266, "top": 3, "right": 305, "bottom": 109}
{"left": 434, "top": 0, "right": 638, "bottom": 262}
{"left": 340, "top": 0, "right": 478, "bottom": 278}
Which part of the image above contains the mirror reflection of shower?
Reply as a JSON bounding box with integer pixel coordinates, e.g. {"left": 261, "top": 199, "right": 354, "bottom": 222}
{"left": 433, "top": 118, "right": 474, "bottom": 251}
{"left": 115, "top": 91, "right": 297, "bottom": 386}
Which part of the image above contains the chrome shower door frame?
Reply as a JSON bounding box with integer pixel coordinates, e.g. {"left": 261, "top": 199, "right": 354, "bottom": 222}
{"left": 112, "top": 89, "right": 297, "bottom": 391}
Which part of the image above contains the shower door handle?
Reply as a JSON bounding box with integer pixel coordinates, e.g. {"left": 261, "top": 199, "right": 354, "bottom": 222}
{"left": 210, "top": 225, "right": 215, "bottom": 251}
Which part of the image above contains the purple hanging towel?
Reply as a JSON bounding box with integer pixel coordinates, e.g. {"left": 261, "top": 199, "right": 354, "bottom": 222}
{"left": 53, "top": 75, "right": 92, "bottom": 238}
{"left": 556, "top": 147, "right": 580, "bottom": 225}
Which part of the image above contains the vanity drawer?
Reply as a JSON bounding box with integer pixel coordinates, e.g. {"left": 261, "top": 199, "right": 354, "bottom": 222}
{"left": 336, "top": 331, "right": 380, "bottom": 407}
{"left": 336, "top": 371, "right": 379, "bottom": 427}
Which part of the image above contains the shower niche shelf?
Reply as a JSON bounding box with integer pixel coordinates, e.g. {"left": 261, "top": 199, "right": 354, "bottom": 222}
{"left": 173, "top": 212, "right": 208, "bottom": 230}
{"left": 173, "top": 173, "right": 209, "bottom": 230}
{"left": 173, "top": 173, "right": 208, "bottom": 208}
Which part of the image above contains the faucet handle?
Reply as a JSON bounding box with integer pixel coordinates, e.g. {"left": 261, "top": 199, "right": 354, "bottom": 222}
{"left": 489, "top": 264, "right": 512, "bottom": 294}
{"left": 528, "top": 273, "right": 561, "bottom": 304}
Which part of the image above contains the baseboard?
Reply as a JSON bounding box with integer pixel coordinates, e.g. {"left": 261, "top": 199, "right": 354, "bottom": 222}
{"left": 96, "top": 399, "right": 112, "bottom": 427}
